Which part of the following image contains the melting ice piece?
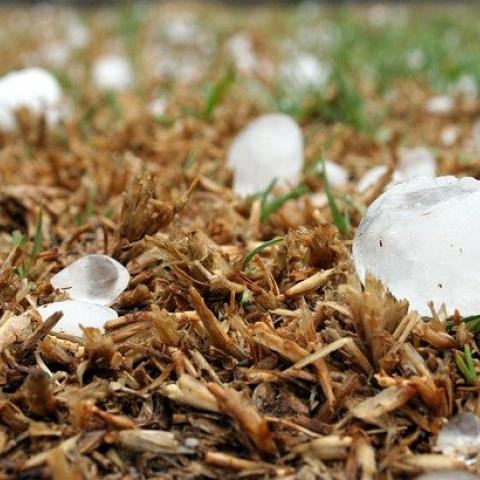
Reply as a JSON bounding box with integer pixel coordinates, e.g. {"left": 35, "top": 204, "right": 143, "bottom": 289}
{"left": 38, "top": 300, "right": 117, "bottom": 337}
{"left": 279, "top": 53, "right": 330, "bottom": 90}
{"left": 226, "top": 33, "right": 258, "bottom": 75}
{"left": 417, "top": 472, "right": 480, "bottom": 480}
{"left": 323, "top": 161, "right": 349, "bottom": 188}
{"left": 396, "top": 147, "right": 436, "bottom": 181}
{"left": 356, "top": 148, "right": 435, "bottom": 194}
{"left": 51, "top": 254, "right": 130, "bottom": 306}
{"left": 148, "top": 97, "right": 167, "bottom": 117}
{"left": 426, "top": 95, "right": 454, "bottom": 115}
{"left": 0, "top": 68, "right": 63, "bottom": 130}
{"left": 441, "top": 126, "right": 459, "bottom": 147}
{"left": 356, "top": 165, "right": 389, "bottom": 194}
{"left": 92, "top": 54, "right": 134, "bottom": 91}
{"left": 436, "top": 413, "right": 480, "bottom": 463}
{"left": 227, "top": 113, "right": 303, "bottom": 197}
{"left": 353, "top": 176, "right": 480, "bottom": 316}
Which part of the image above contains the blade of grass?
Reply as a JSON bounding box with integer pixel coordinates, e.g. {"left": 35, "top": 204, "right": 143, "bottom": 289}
{"left": 456, "top": 345, "right": 477, "bottom": 385}
{"left": 260, "top": 184, "right": 309, "bottom": 223}
{"left": 321, "top": 159, "right": 350, "bottom": 235}
{"left": 203, "top": 66, "right": 235, "bottom": 118}
{"left": 243, "top": 238, "right": 283, "bottom": 267}
{"left": 30, "top": 207, "right": 43, "bottom": 259}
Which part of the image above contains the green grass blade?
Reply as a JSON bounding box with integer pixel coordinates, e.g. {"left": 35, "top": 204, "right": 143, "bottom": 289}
{"left": 31, "top": 207, "right": 43, "bottom": 259}
{"left": 321, "top": 160, "right": 350, "bottom": 235}
{"left": 204, "top": 66, "right": 235, "bottom": 118}
{"left": 260, "top": 184, "right": 308, "bottom": 223}
{"left": 243, "top": 238, "right": 283, "bottom": 267}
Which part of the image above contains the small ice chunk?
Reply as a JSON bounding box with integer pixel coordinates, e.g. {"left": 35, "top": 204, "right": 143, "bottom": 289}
{"left": 436, "top": 413, "right": 480, "bottom": 463}
{"left": 356, "top": 148, "right": 435, "bottom": 194}
{"left": 397, "top": 147, "right": 436, "bottom": 181}
{"left": 163, "top": 15, "right": 199, "bottom": 46}
{"left": 92, "top": 54, "right": 134, "bottom": 91}
{"left": 51, "top": 254, "right": 130, "bottom": 306}
{"left": 353, "top": 176, "right": 480, "bottom": 316}
{"left": 441, "top": 126, "right": 459, "bottom": 147}
{"left": 453, "top": 74, "right": 478, "bottom": 99}
{"left": 66, "top": 16, "right": 90, "bottom": 48}
{"left": 357, "top": 165, "right": 389, "bottom": 194}
{"left": 226, "top": 33, "right": 258, "bottom": 75}
{"left": 0, "top": 68, "right": 63, "bottom": 130}
{"left": 279, "top": 53, "right": 330, "bottom": 90}
{"left": 426, "top": 95, "right": 454, "bottom": 115}
{"left": 416, "top": 472, "right": 480, "bottom": 480}
{"left": 227, "top": 113, "right": 303, "bottom": 197}
{"left": 406, "top": 48, "right": 425, "bottom": 70}
{"left": 323, "top": 161, "right": 349, "bottom": 188}
{"left": 472, "top": 120, "right": 480, "bottom": 152}
{"left": 38, "top": 300, "right": 117, "bottom": 337}
{"left": 148, "top": 97, "right": 167, "bottom": 117}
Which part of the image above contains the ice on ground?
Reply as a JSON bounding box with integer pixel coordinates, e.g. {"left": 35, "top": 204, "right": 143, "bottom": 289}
{"left": 227, "top": 113, "right": 303, "bottom": 197}
{"left": 51, "top": 254, "right": 130, "bottom": 306}
{"left": 226, "top": 33, "right": 258, "bottom": 75}
{"left": 441, "top": 126, "right": 459, "bottom": 146}
{"left": 357, "top": 165, "right": 389, "bottom": 194}
{"left": 425, "top": 95, "right": 454, "bottom": 115}
{"left": 323, "top": 161, "right": 349, "bottom": 188}
{"left": 92, "top": 54, "right": 134, "bottom": 91}
{"left": 0, "top": 68, "right": 63, "bottom": 130}
{"left": 353, "top": 176, "right": 480, "bottom": 316}
{"left": 396, "top": 147, "right": 436, "bottom": 181}
{"left": 356, "top": 147, "right": 436, "bottom": 194}
{"left": 472, "top": 120, "right": 480, "bottom": 152}
{"left": 279, "top": 53, "right": 330, "bottom": 90}
{"left": 436, "top": 413, "right": 480, "bottom": 463}
{"left": 148, "top": 97, "right": 168, "bottom": 117}
{"left": 38, "top": 300, "right": 117, "bottom": 337}
{"left": 452, "top": 74, "right": 478, "bottom": 99}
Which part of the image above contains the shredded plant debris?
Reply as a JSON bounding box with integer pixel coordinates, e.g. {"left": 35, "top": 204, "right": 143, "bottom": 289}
{"left": 1, "top": 2, "right": 480, "bottom": 479}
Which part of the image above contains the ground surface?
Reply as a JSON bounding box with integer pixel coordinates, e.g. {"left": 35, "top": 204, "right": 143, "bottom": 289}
{"left": 1, "top": 2, "right": 480, "bottom": 479}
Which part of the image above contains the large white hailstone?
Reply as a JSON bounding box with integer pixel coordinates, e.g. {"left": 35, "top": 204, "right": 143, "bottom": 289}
{"left": 353, "top": 176, "right": 480, "bottom": 316}
{"left": 279, "top": 53, "right": 330, "bottom": 90}
{"left": 38, "top": 300, "right": 117, "bottom": 337}
{"left": 92, "top": 54, "right": 134, "bottom": 91}
{"left": 436, "top": 413, "right": 480, "bottom": 464}
{"left": 416, "top": 472, "right": 480, "bottom": 480}
{"left": 0, "top": 68, "right": 63, "bottom": 130}
{"left": 51, "top": 254, "right": 130, "bottom": 306}
{"left": 227, "top": 113, "right": 304, "bottom": 197}
{"left": 425, "top": 95, "right": 454, "bottom": 115}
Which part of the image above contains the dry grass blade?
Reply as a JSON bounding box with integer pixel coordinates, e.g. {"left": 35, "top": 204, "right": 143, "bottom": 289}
{"left": 208, "top": 383, "right": 277, "bottom": 455}
{"left": 158, "top": 374, "right": 220, "bottom": 412}
{"left": 351, "top": 385, "right": 417, "bottom": 423}
{"left": 117, "top": 429, "right": 196, "bottom": 454}
{"left": 189, "top": 286, "right": 245, "bottom": 359}
{"left": 294, "top": 435, "right": 353, "bottom": 460}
